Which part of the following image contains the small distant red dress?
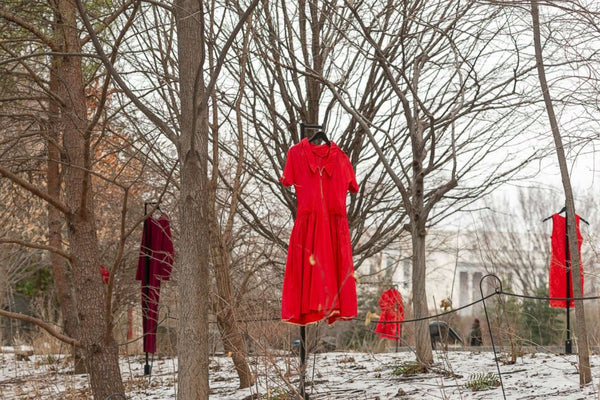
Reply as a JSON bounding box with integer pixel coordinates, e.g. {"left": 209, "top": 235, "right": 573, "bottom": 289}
{"left": 375, "top": 289, "right": 404, "bottom": 340}
{"left": 549, "top": 213, "right": 584, "bottom": 308}
{"left": 280, "top": 138, "right": 359, "bottom": 325}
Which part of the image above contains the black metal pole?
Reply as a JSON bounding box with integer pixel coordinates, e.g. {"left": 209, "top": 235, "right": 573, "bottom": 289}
{"left": 297, "top": 123, "right": 318, "bottom": 399}
{"left": 299, "top": 325, "right": 309, "bottom": 399}
{"left": 300, "top": 122, "right": 322, "bottom": 139}
{"left": 143, "top": 202, "right": 152, "bottom": 375}
{"left": 564, "top": 208, "right": 572, "bottom": 354}
{"left": 480, "top": 274, "right": 507, "bottom": 400}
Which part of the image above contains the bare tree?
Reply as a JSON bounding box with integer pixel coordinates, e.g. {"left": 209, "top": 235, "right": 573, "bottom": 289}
{"left": 0, "top": 0, "right": 132, "bottom": 396}
{"left": 312, "top": 0, "right": 543, "bottom": 368}
{"left": 476, "top": 188, "right": 554, "bottom": 295}
{"left": 206, "top": 9, "right": 256, "bottom": 387}
{"left": 234, "top": 0, "right": 409, "bottom": 291}
{"left": 107, "top": 0, "right": 259, "bottom": 389}
{"left": 46, "top": 62, "right": 83, "bottom": 372}
{"left": 530, "top": 0, "right": 591, "bottom": 385}
{"left": 0, "top": 1, "right": 177, "bottom": 396}
{"left": 76, "top": 0, "right": 260, "bottom": 396}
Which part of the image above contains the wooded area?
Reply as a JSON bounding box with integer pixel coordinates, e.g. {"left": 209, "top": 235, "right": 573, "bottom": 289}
{"left": 1, "top": 0, "right": 599, "bottom": 398}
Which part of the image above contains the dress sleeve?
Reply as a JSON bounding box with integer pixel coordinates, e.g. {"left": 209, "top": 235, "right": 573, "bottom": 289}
{"left": 279, "top": 148, "right": 295, "bottom": 187}
{"left": 157, "top": 216, "right": 174, "bottom": 280}
{"left": 346, "top": 156, "right": 359, "bottom": 193}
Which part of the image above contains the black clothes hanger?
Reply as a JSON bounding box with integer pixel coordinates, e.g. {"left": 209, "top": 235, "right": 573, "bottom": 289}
{"left": 145, "top": 201, "right": 163, "bottom": 219}
{"left": 542, "top": 206, "right": 589, "bottom": 225}
{"left": 308, "top": 130, "right": 331, "bottom": 146}
{"left": 300, "top": 122, "right": 330, "bottom": 146}
{"left": 542, "top": 207, "right": 565, "bottom": 222}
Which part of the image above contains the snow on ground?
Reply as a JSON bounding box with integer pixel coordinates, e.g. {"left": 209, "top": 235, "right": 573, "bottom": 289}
{"left": 0, "top": 347, "right": 599, "bottom": 399}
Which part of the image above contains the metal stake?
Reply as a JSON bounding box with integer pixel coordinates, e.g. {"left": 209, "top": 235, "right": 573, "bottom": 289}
{"left": 564, "top": 208, "right": 572, "bottom": 354}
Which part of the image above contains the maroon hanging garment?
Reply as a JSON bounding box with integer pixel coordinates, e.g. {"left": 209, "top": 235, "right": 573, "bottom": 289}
{"left": 375, "top": 289, "right": 404, "bottom": 340}
{"left": 136, "top": 213, "right": 174, "bottom": 353}
{"left": 548, "top": 214, "right": 584, "bottom": 308}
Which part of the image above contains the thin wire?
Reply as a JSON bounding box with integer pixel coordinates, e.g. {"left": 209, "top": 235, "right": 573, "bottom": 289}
{"left": 501, "top": 291, "right": 600, "bottom": 301}
{"left": 369, "top": 290, "right": 600, "bottom": 325}
{"left": 369, "top": 292, "right": 497, "bottom": 324}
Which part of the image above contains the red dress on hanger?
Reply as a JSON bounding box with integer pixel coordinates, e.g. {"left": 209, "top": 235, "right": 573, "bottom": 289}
{"left": 280, "top": 138, "right": 359, "bottom": 325}
{"left": 375, "top": 289, "right": 404, "bottom": 340}
{"left": 549, "top": 213, "right": 584, "bottom": 308}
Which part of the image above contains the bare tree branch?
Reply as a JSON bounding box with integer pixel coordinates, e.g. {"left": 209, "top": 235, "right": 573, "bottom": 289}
{"left": 0, "top": 238, "right": 72, "bottom": 261}
{"left": 0, "top": 165, "right": 70, "bottom": 215}
{"left": 0, "top": 309, "right": 80, "bottom": 348}
{"left": 0, "top": 8, "right": 59, "bottom": 51}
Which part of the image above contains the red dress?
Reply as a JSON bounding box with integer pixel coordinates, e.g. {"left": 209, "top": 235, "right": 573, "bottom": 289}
{"left": 280, "top": 138, "right": 359, "bottom": 325}
{"left": 549, "top": 213, "right": 584, "bottom": 308}
{"left": 375, "top": 289, "right": 404, "bottom": 340}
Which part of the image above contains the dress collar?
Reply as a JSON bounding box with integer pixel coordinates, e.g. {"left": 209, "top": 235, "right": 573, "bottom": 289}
{"left": 300, "top": 137, "right": 338, "bottom": 176}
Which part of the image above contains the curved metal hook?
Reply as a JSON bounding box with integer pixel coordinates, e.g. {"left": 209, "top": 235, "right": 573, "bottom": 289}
{"left": 479, "top": 273, "right": 503, "bottom": 296}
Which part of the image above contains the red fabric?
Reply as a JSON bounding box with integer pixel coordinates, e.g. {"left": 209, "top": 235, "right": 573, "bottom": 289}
{"left": 136, "top": 213, "right": 174, "bottom": 353}
{"left": 127, "top": 307, "right": 134, "bottom": 340}
{"left": 375, "top": 289, "right": 404, "bottom": 340}
{"left": 549, "top": 213, "right": 584, "bottom": 308}
{"left": 136, "top": 213, "right": 174, "bottom": 283}
{"left": 100, "top": 265, "right": 109, "bottom": 284}
{"left": 280, "top": 138, "right": 359, "bottom": 325}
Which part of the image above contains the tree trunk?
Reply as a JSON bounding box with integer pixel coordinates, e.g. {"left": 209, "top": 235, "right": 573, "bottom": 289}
{"left": 177, "top": 155, "right": 210, "bottom": 399}
{"left": 55, "top": 0, "right": 125, "bottom": 397}
{"left": 411, "top": 222, "right": 433, "bottom": 368}
{"left": 48, "top": 60, "right": 85, "bottom": 375}
{"left": 530, "top": 0, "right": 591, "bottom": 385}
{"left": 410, "top": 120, "right": 433, "bottom": 368}
{"left": 175, "top": 0, "right": 210, "bottom": 397}
{"left": 210, "top": 227, "right": 254, "bottom": 388}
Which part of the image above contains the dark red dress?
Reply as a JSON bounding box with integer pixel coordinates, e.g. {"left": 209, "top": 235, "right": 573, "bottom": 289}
{"left": 280, "top": 138, "right": 358, "bottom": 325}
{"left": 549, "top": 213, "right": 584, "bottom": 308}
{"left": 375, "top": 289, "right": 404, "bottom": 340}
{"left": 136, "top": 213, "right": 174, "bottom": 353}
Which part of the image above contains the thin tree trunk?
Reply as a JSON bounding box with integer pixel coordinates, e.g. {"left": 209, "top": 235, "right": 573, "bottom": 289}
{"left": 410, "top": 118, "right": 433, "bottom": 368}
{"left": 210, "top": 228, "right": 254, "bottom": 388}
{"left": 205, "top": 12, "right": 253, "bottom": 387}
{"left": 55, "top": 0, "right": 125, "bottom": 396}
{"left": 175, "top": 0, "right": 210, "bottom": 397}
{"left": 411, "top": 222, "right": 433, "bottom": 368}
{"left": 48, "top": 60, "right": 84, "bottom": 375}
{"left": 530, "top": 0, "right": 591, "bottom": 385}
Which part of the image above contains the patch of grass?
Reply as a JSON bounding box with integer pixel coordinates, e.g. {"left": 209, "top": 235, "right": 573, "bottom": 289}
{"left": 393, "top": 361, "right": 422, "bottom": 376}
{"left": 464, "top": 372, "right": 501, "bottom": 391}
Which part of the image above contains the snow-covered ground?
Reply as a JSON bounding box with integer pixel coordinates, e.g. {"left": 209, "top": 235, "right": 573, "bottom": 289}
{"left": 1, "top": 347, "right": 599, "bottom": 399}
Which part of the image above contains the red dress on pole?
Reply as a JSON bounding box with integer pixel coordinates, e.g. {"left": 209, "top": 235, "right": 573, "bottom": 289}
{"left": 280, "top": 138, "right": 359, "bottom": 325}
{"left": 136, "top": 213, "right": 174, "bottom": 353}
{"left": 549, "top": 213, "right": 584, "bottom": 308}
{"left": 375, "top": 289, "right": 404, "bottom": 340}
